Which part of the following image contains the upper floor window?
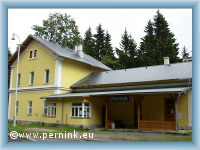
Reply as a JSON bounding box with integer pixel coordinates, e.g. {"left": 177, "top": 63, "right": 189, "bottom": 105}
{"left": 44, "top": 69, "right": 49, "bottom": 84}
{"left": 27, "top": 101, "right": 32, "bottom": 115}
{"left": 29, "top": 72, "right": 34, "bottom": 85}
{"left": 29, "top": 50, "right": 37, "bottom": 59}
{"left": 29, "top": 51, "right": 33, "bottom": 59}
{"left": 17, "top": 74, "right": 21, "bottom": 86}
{"left": 34, "top": 50, "right": 37, "bottom": 58}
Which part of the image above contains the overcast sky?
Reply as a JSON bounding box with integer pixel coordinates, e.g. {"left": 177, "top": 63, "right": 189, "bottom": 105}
{"left": 8, "top": 9, "right": 192, "bottom": 58}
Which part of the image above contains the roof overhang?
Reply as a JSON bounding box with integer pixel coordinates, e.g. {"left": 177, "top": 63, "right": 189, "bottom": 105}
{"left": 41, "top": 87, "right": 192, "bottom": 99}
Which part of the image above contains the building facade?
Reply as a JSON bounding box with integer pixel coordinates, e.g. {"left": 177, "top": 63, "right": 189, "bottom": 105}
{"left": 8, "top": 35, "right": 192, "bottom": 131}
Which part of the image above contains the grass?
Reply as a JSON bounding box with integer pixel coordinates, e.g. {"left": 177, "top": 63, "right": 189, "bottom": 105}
{"left": 166, "top": 132, "right": 192, "bottom": 136}
{"left": 127, "top": 136, "right": 192, "bottom": 141}
{"left": 8, "top": 121, "right": 89, "bottom": 136}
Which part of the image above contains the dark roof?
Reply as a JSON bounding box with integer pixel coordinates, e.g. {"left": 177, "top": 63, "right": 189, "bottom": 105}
{"left": 70, "top": 62, "right": 192, "bottom": 88}
{"left": 8, "top": 35, "right": 111, "bottom": 71}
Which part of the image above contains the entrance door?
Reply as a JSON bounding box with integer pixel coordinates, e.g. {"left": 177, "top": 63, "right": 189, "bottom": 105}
{"left": 165, "top": 99, "right": 175, "bottom": 121}
{"left": 102, "top": 105, "right": 106, "bottom": 126}
{"left": 134, "top": 101, "right": 142, "bottom": 126}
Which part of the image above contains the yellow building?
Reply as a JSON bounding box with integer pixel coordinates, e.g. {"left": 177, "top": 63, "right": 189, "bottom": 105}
{"left": 8, "top": 35, "right": 192, "bottom": 131}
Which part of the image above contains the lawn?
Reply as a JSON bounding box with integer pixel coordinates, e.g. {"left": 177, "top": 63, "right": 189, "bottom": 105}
{"left": 8, "top": 121, "right": 89, "bottom": 136}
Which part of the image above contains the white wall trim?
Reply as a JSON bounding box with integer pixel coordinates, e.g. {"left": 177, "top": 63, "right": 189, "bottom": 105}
{"left": 54, "top": 56, "right": 63, "bottom": 94}
{"left": 8, "top": 93, "right": 12, "bottom": 119}
{"left": 9, "top": 85, "right": 71, "bottom": 93}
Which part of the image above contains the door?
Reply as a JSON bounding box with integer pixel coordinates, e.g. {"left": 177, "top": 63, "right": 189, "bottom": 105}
{"left": 134, "top": 101, "right": 142, "bottom": 126}
{"left": 165, "top": 99, "right": 175, "bottom": 121}
{"left": 102, "top": 105, "right": 106, "bottom": 126}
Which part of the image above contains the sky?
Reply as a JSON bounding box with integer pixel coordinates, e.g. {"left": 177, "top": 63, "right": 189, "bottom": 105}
{"left": 8, "top": 9, "right": 192, "bottom": 58}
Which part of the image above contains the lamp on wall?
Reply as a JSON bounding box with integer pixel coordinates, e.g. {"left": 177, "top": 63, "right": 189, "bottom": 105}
{"left": 11, "top": 33, "right": 20, "bottom": 127}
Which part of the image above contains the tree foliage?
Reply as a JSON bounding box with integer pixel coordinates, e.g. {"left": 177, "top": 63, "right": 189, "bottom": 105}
{"left": 116, "top": 29, "right": 137, "bottom": 69}
{"left": 138, "top": 10, "right": 181, "bottom": 67}
{"left": 83, "top": 27, "right": 96, "bottom": 59}
{"left": 8, "top": 48, "right": 12, "bottom": 89}
{"left": 32, "top": 12, "right": 81, "bottom": 49}
{"left": 181, "top": 46, "right": 192, "bottom": 62}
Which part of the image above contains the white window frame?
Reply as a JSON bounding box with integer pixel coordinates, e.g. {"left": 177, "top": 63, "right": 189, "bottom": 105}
{"left": 16, "top": 101, "right": 19, "bottom": 114}
{"left": 34, "top": 49, "right": 37, "bottom": 58}
{"left": 71, "top": 102, "right": 91, "bottom": 118}
{"left": 29, "top": 50, "right": 33, "bottom": 59}
{"left": 47, "top": 102, "right": 56, "bottom": 117}
{"left": 27, "top": 101, "right": 32, "bottom": 115}
{"left": 43, "top": 101, "right": 48, "bottom": 115}
{"left": 44, "top": 69, "right": 49, "bottom": 84}
{"left": 29, "top": 72, "right": 34, "bottom": 85}
{"left": 17, "top": 73, "right": 21, "bottom": 86}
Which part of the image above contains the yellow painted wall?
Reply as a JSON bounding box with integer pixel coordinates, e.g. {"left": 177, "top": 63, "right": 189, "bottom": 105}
{"left": 142, "top": 94, "right": 167, "bottom": 121}
{"left": 61, "top": 58, "right": 106, "bottom": 88}
{"left": 108, "top": 96, "right": 134, "bottom": 125}
{"left": 11, "top": 41, "right": 55, "bottom": 88}
{"left": 9, "top": 91, "right": 54, "bottom": 122}
{"left": 45, "top": 97, "right": 105, "bottom": 125}
{"left": 178, "top": 93, "right": 188, "bottom": 126}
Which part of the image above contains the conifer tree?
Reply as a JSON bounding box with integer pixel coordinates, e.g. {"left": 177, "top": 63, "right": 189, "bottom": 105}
{"left": 181, "top": 46, "right": 192, "bottom": 62}
{"left": 138, "top": 20, "right": 156, "bottom": 67}
{"left": 153, "top": 10, "right": 181, "bottom": 64}
{"left": 94, "top": 24, "right": 105, "bottom": 61}
{"left": 83, "top": 27, "right": 97, "bottom": 59}
{"left": 116, "top": 29, "right": 137, "bottom": 69}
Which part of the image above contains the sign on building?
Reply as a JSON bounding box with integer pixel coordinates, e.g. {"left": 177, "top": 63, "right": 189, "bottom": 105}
{"left": 110, "top": 95, "right": 129, "bottom": 102}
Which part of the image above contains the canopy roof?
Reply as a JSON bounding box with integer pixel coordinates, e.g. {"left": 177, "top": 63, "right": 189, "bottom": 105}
{"left": 41, "top": 87, "right": 191, "bottom": 99}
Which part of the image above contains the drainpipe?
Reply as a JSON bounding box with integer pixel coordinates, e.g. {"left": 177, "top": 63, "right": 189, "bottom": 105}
{"left": 175, "top": 93, "right": 181, "bottom": 132}
{"left": 59, "top": 98, "right": 63, "bottom": 126}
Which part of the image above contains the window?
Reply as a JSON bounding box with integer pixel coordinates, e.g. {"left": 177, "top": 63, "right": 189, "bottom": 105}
{"left": 71, "top": 102, "right": 91, "bottom": 118}
{"left": 29, "top": 49, "right": 37, "bottom": 59}
{"left": 27, "top": 101, "right": 32, "bottom": 115}
{"left": 47, "top": 103, "right": 56, "bottom": 117}
{"left": 17, "top": 74, "right": 21, "bottom": 86}
{"left": 29, "top": 51, "right": 33, "bottom": 59}
{"left": 34, "top": 50, "right": 37, "bottom": 58}
{"left": 29, "top": 72, "right": 34, "bottom": 85}
{"left": 16, "top": 101, "right": 19, "bottom": 114}
{"left": 44, "top": 69, "right": 49, "bottom": 84}
{"left": 43, "top": 101, "right": 48, "bottom": 115}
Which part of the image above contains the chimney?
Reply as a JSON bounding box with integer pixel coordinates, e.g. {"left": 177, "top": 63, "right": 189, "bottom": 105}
{"left": 163, "top": 57, "right": 170, "bottom": 65}
{"left": 75, "top": 43, "right": 83, "bottom": 58}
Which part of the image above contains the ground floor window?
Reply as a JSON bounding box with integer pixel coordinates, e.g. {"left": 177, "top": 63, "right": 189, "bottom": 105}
{"left": 44, "top": 102, "right": 56, "bottom": 117}
{"left": 71, "top": 102, "right": 91, "bottom": 118}
{"left": 27, "top": 101, "right": 32, "bottom": 115}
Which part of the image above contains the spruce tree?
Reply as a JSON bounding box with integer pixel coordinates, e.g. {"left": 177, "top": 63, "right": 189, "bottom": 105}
{"left": 94, "top": 24, "right": 105, "bottom": 61}
{"left": 138, "top": 20, "right": 156, "bottom": 67}
{"left": 117, "top": 29, "right": 137, "bottom": 69}
{"left": 83, "top": 27, "right": 97, "bottom": 59}
{"left": 181, "top": 46, "right": 192, "bottom": 62}
{"left": 104, "top": 30, "right": 114, "bottom": 57}
{"left": 153, "top": 10, "right": 181, "bottom": 64}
